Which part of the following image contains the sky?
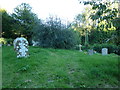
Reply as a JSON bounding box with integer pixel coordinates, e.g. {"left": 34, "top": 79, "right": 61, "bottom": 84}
{"left": 0, "top": 0, "right": 85, "bottom": 22}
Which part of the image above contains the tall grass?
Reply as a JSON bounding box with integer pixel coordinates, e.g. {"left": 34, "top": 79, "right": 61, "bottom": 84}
{"left": 2, "top": 46, "right": 119, "bottom": 88}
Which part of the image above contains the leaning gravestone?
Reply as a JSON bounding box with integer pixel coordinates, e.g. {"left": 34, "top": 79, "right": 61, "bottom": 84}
{"left": 88, "top": 49, "right": 94, "bottom": 55}
{"left": 102, "top": 48, "right": 108, "bottom": 55}
{"left": 13, "top": 37, "right": 29, "bottom": 58}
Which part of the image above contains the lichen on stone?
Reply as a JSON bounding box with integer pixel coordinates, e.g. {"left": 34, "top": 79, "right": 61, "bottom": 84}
{"left": 13, "top": 37, "right": 29, "bottom": 58}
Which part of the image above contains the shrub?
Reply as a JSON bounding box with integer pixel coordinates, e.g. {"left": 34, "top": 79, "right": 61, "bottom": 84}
{"left": 0, "top": 38, "right": 7, "bottom": 45}
{"left": 0, "top": 38, "right": 14, "bottom": 45}
{"left": 117, "top": 45, "right": 120, "bottom": 55}
{"left": 33, "top": 25, "right": 79, "bottom": 49}
{"left": 32, "top": 16, "right": 80, "bottom": 49}
{"left": 81, "top": 45, "right": 90, "bottom": 51}
{"left": 6, "top": 38, "right": 14, "bottom": 45}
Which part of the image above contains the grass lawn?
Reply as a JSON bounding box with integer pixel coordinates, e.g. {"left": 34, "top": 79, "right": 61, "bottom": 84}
{"left": 2, "top": 46, "right": 119, "bottom": 88}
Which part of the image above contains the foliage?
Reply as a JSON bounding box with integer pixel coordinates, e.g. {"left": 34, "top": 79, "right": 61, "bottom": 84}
{"left": 12, "top": 3, "right": 40, "bottom": 44}
{"left": 87, "top": 2, "right": 118, "bottom": 21}
{"left": 1, "top": 1, "right": 119, "bottom": 48}
{"left": 73, "top": 6, "right": 93, "bottom": 45}
{"left": 89, "top": 28, "right": 116, "bottom": 44}
{"left": 112, "top": 17, "right": 120, "bottom": 45}
{"left": 0, "top": 38, "right": 7, "bottom": 44}
{"left": 0, "top": 9, "right": 15, "bottom": 38}
{"left": 77, "top": 0, "right": 119, "bottom": 45}
{"left": 33, "top": 16, "right": 80, "bottom": 49}
{"left": 6, "top": 38, "right": 14, "bottom": 45}
{"left": 93, "top": 43, "right": 119, "bottom": 55}
{"left": 0, "top": 38, "right": 14, "bottom": 45}
{"left": 2, "top": 46, "right": 119, "bottom": 88}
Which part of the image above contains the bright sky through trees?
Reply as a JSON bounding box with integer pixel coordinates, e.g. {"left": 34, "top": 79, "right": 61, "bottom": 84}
{"left": 0, "top": 0, "right": 84, "bottom": 22}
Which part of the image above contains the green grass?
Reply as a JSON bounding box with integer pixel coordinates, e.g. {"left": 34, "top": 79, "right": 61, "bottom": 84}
{"left": 0, "top": 47, "right": 2, "bottom": 89}
{"left": 2, "top": 46, "right": 119, "bottom": 88}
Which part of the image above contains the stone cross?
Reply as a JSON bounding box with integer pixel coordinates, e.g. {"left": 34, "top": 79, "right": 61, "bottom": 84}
{"left": 88, "top": 49, "right": 94, "bottom": 55}
{"left": 79, "top": 44, "right": 82, "bottom": 52}
{"left": 32, "top": 40, "right": 39, "bottom": 46}
{"left": 13, "top": 37, "right": 29, "bottom": 58}
{"left": 102, "top": 48, "right": 108, "bottom": 55}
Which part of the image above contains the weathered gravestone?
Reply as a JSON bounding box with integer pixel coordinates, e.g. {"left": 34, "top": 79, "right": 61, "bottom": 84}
{"left": 88, "top": 49, "right": 94, "bottom": 55}
{"left": 13, "top": 37, "right": 29, "bottom": 58}
{"left": 102, "top": 48, "right": 108, "bottom": 55}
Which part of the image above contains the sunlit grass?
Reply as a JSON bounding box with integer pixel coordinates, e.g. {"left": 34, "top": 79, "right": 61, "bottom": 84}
{"left": 2, "top": 46, "right": 119, "bottom": 88}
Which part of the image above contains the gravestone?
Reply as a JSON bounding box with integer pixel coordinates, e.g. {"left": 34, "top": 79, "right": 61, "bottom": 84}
{"left": 102, "top": 48, "right": 108, "bottom": 55}
{"left": 88, "top": 49, "right": 94, "bottom": 55}
{"left": 94, "top": 50, "right": 97, "bottom": 54}
{"left": 79, "top": 44, "right": 82, "bottom": 52}
{"left": 13, "top": 37, "right": 29, "bottom": 58}
{"left": 7, "top": 44, "right": 11, "bottom": 46}
{"left": 32, "top": 40, "right": 39, "bottom": 46}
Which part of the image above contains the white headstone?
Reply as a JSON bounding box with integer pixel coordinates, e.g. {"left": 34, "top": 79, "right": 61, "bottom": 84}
{"left": 88, "top": 49, "right": 94, "bottom": 55}
{"left": 13, "top": 37, "right": 29, "bottom": 58}
{"left": 102, "top": 48, "right": 108, "bottom": 55}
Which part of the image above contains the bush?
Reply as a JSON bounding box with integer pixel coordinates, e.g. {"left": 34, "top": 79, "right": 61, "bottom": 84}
{"left": 0, "top": 38, "right": 7, "bottom": 45}
{"left": 6, "top": 38, "right": 14, "bottom": 45}
{"left": 53, "top": 29, "right": 79, "bottom": 49}
{"left": 33, "top": 25, "right": 79, "bottom": 49}
{"left": 93, "top": 44, "right": 119, "bottom": 55}
{"left": 0, "top": 38, "right": 14, "bottom": 45}
{"left": 81, "top": 45, "right": 91, "bottom": 51}
{"left": 117, "top": 45, "right": 120, "bottom": 55}
{"left": 32, "top": 17, "right": 80, "bottom": 49}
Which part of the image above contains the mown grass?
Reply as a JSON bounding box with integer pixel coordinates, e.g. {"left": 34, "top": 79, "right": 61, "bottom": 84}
{"left": 2, "top": 46, "right": 119, "bottom": 88}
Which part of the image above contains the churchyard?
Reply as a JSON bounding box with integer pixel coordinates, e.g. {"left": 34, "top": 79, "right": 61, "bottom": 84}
{"left": 1, "top": 0, "right": 120, "bottom": 88}
{"left": 2, "top": 46, "right": 119, "bottom": 88}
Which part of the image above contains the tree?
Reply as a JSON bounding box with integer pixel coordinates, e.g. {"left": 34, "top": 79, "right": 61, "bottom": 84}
{"left": 79, "top": 0, "right": 119, "bottom": 44}
{"left": 112, "top": 0, "right": 120, "bottom": 45}
{"left": 33, "top": 16, "right": 79, "bottom": 49}
{"left": 12, "top": 3, "right": 39, "bottom": 43}
{"left": 73, "top": 6, "right": 93, "bottom": 45}
{"left": 1, "top": 9, "right": 15, "bottom": 38}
